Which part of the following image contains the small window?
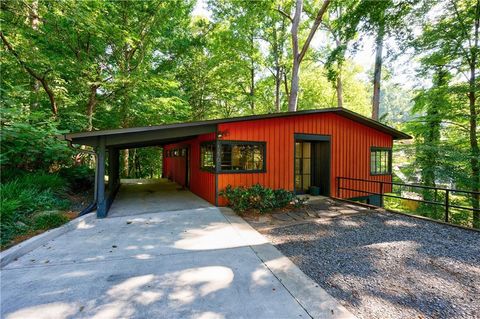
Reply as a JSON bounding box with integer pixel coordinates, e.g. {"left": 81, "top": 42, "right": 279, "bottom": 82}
{"left": 370, "top": 147, "right": 392, "bottom": 175}
{"left": 166, "top": 150, "right": 170, "bottom": 158}
{"left": 181, "top": 148, "right": 186, "bottom": 157}
{"left": 220, "top": 142, "right": 265, "bottom": 172}
{"left": 173, "top": 149, "right": 179, "bottom": 157}
{"left": 200, "top": 143, "right": 216, "bottom": 171}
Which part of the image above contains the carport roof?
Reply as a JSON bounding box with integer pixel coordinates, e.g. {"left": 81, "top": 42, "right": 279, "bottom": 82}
{"left": 62, "top": 108, "right": 411, "bottom": 148}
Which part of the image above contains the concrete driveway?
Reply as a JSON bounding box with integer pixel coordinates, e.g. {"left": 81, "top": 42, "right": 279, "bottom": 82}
{"left": 1, "top": 181, "right": 353, "bottom": 319}
{"left": 108, "top": 179, "right": 213, "bottom": 218}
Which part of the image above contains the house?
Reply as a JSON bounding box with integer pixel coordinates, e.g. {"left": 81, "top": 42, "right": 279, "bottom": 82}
{"left": 63, "top": 108, "right": 411, "bottom": 218}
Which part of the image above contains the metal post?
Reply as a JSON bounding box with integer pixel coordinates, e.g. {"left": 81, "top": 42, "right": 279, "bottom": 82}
{"left": 445, "top": 190, "right": 449, "bottom": 223}
{"left": 336, "top": 177, "right": 340, "bottom": 197}
{"left": 96, "top": 136, "right": 107, "bottom": 218}
{"left": 379, "top": 181, "right": 384, "bottom": 207}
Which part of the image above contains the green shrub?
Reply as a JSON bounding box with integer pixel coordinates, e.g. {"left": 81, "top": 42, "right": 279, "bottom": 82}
{"left": 59, "top": 165, "right": 94, "bottom": 191}
{"left": 0, "top": 172, "right": 70, "bottom": 247}
{"left": 220, "top": 184, "right": 304, "bottom": 214}
{"left": 33, "top": 212, "right": 69, "bottom": 230}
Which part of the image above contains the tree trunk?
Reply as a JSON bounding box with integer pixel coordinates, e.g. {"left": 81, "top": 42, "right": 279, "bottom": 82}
{"left": 86, "top": 84, "right": 98, "bottom": 131}
{"left": 469, "top": 1, "right": 479, "bottom": 228}
{"left": 372, "top": 23, "right": 384, "bottom": 120}
{"left": 123, "top": 149, "right": 129, "bottom": 178}
{"left": 28, "top": 0, "right": 39, "bottom": 111}
{"left": 422, "top": 68, "right": 445, "bottom": 190}
{"left": 287, "top": 0, "right": 303, "bottom": 112}
{"left": 283, "top": 69, "right": 289, "bottom": 99}
{"left": 275, "top": 68, "right": 281, "bottom": 112}
{"left": 286, "top": 0, "right": 330, "bottom": 112}
{"left": 288, "top": 58, "right": 301, "bottom": 111}
{"left": 250, "top": 59, "right": 255, "bottom": 112}
{"left": 272, "top": 22, "right": 281, "bottom": 112}
{"left": 336, "top": 73, "right": 343, "bottom": 108}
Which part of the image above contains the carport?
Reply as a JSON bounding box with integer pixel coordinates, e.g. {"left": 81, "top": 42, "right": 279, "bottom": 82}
{"left": 63, "top": 122, "right": 217, "bottom": 218}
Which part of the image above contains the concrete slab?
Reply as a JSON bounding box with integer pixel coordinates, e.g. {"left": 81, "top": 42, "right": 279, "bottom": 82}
{"left": 1, "top": 207, "right": 310, "bottom": 319}
{"left": 108, "top": 179, "right": 212, "bottom": 218}
{"left": 220, "top": 208, "right": 356, "bottom": 319}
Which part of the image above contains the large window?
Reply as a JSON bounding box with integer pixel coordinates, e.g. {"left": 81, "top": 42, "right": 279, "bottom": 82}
{"left": 370, "top": 147, "right": 392, "bottom": 175}
{"left": 200, "top": 141, "right": 266, "bottom": 173}
{"left": 220, "top": 142, "right": 265, "bottom": 172}
{"left": 200, "top": 143, "right": 216, "bottom": 171}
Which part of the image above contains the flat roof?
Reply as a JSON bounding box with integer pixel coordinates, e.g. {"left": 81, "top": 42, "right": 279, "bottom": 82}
{"left": 63, "top": 108, "right": 411, "bottom": 148}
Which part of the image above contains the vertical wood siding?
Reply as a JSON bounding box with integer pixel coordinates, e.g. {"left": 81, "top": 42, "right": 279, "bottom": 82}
{"left": 163, "top": 133, "right": 216, "bottom": 204}
{"left": 216, "top": 113, "right": 393, "bottom": 205}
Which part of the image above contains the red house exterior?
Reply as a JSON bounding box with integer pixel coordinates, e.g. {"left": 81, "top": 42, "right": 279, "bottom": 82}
{"left": 162, "top": 109, "right": 409, "bottom": 206}
{"left": 63, "top": 108, "right": 410, "bottom": 217}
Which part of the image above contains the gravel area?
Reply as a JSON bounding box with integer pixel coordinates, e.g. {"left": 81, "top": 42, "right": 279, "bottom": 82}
{"left": 256, "top": 210, "right": 480, "bottom": 319}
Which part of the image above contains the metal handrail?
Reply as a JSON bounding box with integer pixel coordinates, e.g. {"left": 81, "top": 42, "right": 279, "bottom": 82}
{"left": 336, "top": 176, "right": 480, "bottom": 225}
{"left": 336, "top": 176, "right": 480, "bottom": 195}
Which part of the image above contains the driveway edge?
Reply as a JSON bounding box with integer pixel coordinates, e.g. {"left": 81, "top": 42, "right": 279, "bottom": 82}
{"left": 219, "top": 207, "right": 357, "bottom": 319}
{"left": 1, "top": 213, "right": 96, "bottom": 268}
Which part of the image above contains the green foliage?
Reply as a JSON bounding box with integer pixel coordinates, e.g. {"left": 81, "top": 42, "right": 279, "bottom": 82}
{"left": 220, "top": 184, "right": 304, "bottom": 214}
{"left": 59, "top": 165, "right": 94, "bottom": 191}
{"left": 0, "top": 109, "right": 73, "bottom": 171}
{"left": 33, "top": 212, "right": 70, "bottom": 231}
{"left": 0, "top": 173, "right": 70, "bottom": 248}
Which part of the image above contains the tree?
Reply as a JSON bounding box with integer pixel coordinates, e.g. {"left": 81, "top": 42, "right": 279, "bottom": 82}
{"left": 413, "top": 0, "right": 479, "bottom": 227}
{"left": 277, "top": 0, "right": 331, "bottom": 111}
{"left": 342, "top": 0, "right": 416, "bottom": 120}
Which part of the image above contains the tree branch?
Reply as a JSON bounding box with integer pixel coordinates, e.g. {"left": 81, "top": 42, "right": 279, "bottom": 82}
{"left": 298, "top": 0, "right": 331, "bottom": 63}
{"left": 1, "top": 31, "right": 58, "bottom": 116}
{"left": 276, "top": 8, "right": 293, "bottom": 23}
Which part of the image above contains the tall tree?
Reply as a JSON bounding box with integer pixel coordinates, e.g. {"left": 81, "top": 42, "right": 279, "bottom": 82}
{"left": 278, "top": 0, "right": 331, "bottom": 111}
{"left": 412, "top": 0, "right": 479, "bottom": 227}
{"left": 342, "top": 0, "right": 416, "bottom": 119}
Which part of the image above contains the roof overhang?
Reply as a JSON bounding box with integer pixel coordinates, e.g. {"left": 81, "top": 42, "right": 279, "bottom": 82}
{"left": 62, "top": 108, "right": 411, "bottom": 149}
{"left": 63, "top": 124, "right": 217, "bottom": 148}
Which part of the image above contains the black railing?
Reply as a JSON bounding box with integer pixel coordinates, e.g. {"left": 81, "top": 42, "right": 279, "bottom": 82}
{"left": 336, "top": 176, "right": 480, "bottom": 228}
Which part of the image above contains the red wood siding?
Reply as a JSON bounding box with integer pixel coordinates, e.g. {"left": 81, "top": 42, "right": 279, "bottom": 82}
{"left": 163, "top": 133, "right": 216, "bottom": 204}
{"left": 216, "top": 113, "right": 393, "bottom": 205}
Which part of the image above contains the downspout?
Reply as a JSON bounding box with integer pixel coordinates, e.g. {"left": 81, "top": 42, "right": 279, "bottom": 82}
{"left": 66, "top": 139, "right": 98, "bottom": 216}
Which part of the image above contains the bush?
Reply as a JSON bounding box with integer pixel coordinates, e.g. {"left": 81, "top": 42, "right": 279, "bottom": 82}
{"left": 59, "top": 165, "right": 94, "bottom": 191}
{"left": 0, "top": 109, "right": 73, "bottom": 171}
{"left": 0, "top": 172, "right": 70, "bottom": 248}
{"left": 220, "top": 184, "right": 304, "bottom": 214}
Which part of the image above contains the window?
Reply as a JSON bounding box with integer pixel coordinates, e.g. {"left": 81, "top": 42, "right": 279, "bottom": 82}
{"left": 200, "top": 143, "right": 216, "bottom": 171}
{"left": 220, "top": 142, "right": 265, "bottom": 172}
{"left": 370, "top": 147, "right": 392, "bottom": 175}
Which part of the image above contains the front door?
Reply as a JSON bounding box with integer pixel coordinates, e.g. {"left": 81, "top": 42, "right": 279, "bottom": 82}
{"left": 294, "top": 137, "right": 331, "bottom": 196}
{"left": 294, "top": 141, "right": 311, "bottom": 193}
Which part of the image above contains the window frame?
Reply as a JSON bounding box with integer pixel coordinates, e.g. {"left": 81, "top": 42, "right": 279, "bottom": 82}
{"left": 200, "top": 142, "right": 216, "bottom": 172}
{"left": 218, "top": 140, "right": 267, "bottom": 174}
{"left": 370, "top": 147, "right": 392, "bottom": 175}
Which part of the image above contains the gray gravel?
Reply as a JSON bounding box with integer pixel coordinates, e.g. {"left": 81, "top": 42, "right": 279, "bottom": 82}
{"left": 258, "top": 210, "right": 480, "bottom": 319}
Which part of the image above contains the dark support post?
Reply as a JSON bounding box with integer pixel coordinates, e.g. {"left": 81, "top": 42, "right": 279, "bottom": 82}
{"left": 445, "top": 190, "right": 449, "bottom": 223}
{"left": 96, "top": 136, "right": 107, "bottom": 218}
{"left": 108, "top": 148, "right": 120, "bottom": 192}
{"left": 379, "top": 181, "right": 384, "bottom": 207}
{"left": 336, "top": 177, "right": 340, "bottom": 197}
